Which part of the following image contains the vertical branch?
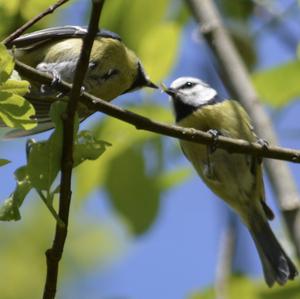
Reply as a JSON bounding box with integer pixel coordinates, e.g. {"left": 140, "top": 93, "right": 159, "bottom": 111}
{"left": 185, "top": 0, "right": 300, "bottom": 257}
{"left": 42, "top": 1, "right": 105, "bottom": 299}
{"left": 215, "top": 214, "right": 236, "bottom": 299}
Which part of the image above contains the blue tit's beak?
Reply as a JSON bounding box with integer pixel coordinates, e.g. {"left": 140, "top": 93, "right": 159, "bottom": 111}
{"left": 164, "top": 87, "right": 177, "bottom": 97}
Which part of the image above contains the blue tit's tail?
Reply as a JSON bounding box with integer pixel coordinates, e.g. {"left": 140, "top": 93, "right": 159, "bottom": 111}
{"left": 249, "top": 218, "right": 298, "bottom": 287}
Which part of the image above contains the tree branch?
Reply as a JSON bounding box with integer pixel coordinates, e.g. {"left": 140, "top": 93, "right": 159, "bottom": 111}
{"left": 3, "top": 0, "right": 70, "bottom": 47}
{"left": 185, "top": 0, "right": 300, "bottom": 257}
{"left": 14, "top": 59, "right": 300, "bottom": 164}
{"left": 42, "top": 1, "right": 105, "bottom": 299}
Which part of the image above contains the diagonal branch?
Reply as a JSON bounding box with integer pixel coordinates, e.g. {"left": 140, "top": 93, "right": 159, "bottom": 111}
{"left": 185, "top": 0, "right": 300, "bottom": 257}
{"left": 14, "top": 60, "right": 300, "bottom": 164}
{"left": 3, "top": 0, "right": 70, "bottom": 47}
{"left": 42, "top": 1, "right": 105, "bottom": 299}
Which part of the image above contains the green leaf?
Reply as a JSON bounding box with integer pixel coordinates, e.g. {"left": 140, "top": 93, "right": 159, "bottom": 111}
{"left": 0, "top": 92, "right": 36, "bottom": 129}
{"left": 26, "top": 102, "right": 66, "bottom": 191}
{"left": 157, "top": 167, "right": 191, "bottom": 190}
{"left": 99, "top": 0, "right": 182, "bottom": 80}
{"left": 105, "top": 145, "right": 160, "bottom": 235}
{"left": 73, "top": 130, "right": 111, "bottom": 167}
{"left": 252, "top": 61, "right": 300, "bottom": 107}
{"left": 0, "top": 78, "right": 30, "bottom": 95}
{"left": 0, "top": 166, "right": 32, "bottom": 221}
{"left": 0, "top": 159, "right": 10, "bottom": 166}
{"left": 0, "top": 48, "right": 36, "bottom": 130}
{"left": 27, "top": 102, "right": 108, "bottom": 192}
{"left": 139, "top": 22, "right": 181, "bottom": 82}
{"left": 101, "top": 0, "right": 170, "bottom": 48}
{"left": 74, "top": 104, "right": 172, "bottom": 202}
{"left": 0, "top": 43, "right": 14, "bottom": 82}
{"left": 27, "top": 138, "right": 61, "bottom": 191}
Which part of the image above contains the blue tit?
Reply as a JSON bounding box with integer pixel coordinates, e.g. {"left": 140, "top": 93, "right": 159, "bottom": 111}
{"left": 6, "top": 26, "right": 157, "bottom": 137}
{"left": 164, "top": 76, "right": 298, "bottom": 287}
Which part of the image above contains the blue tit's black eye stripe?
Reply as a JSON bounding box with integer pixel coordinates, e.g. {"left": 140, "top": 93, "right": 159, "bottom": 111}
{"left": 180, "top": 81, "right": 196, "bottom": 89}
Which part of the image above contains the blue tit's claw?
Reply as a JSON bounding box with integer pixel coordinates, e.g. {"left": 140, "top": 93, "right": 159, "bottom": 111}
{"left": 207, "top": 129, "right": 221, "bottom": 153}
{"left": 50, "top": 70, "right": 61, "bottom": 87}
{"left": 256, "top": 138, "right": 269, "bottom": 164}
{"left": 257, "top": 138, "right": 269, "bottom": 150}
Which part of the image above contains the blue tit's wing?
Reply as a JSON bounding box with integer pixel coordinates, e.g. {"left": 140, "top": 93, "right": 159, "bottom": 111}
{"left": 178, "top": 99, "right": 273, "bottom": 219}
{"left": 10, "top": 26, "right": 121, "bottom": 50}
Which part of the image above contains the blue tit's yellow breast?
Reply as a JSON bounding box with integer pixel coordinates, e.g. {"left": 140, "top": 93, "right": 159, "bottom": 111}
{"left": 178, "top": 100, "right": 256, "bottom": 142}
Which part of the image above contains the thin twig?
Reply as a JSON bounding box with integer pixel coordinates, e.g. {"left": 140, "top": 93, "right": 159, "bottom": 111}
{"left": 42, "top": 1, "right": 105, "bottom": 299}
{"left": 185, "top": 0, "right": 300, "bottom": 257}
{"left": 14, "top": 59, "right": 300, "bottom": 164}
{"left": 2, "top": 0, "right": 70, "bottom": 47}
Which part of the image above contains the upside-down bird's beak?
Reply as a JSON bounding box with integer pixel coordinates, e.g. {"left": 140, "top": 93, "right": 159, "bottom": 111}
{"left": 146, "top": 80, "right": 159, "bottom": 89}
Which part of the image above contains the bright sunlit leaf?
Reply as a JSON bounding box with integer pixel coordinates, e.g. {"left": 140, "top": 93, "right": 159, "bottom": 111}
{"left": 139, "top": 22, "right": 181, "bottom": 82}
{"left": 0, "top": 43, "right": 14, "bottom": 82}
{"left": 0, "top": 44, "right": 36, "bottom": 130}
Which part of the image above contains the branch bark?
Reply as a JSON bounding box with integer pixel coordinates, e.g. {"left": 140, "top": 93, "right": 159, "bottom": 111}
{"left": 42, "top": 1, "right": 105, "bottom": 299}
{"left": 2, "top": 0, "right": 70, "bottom": 47}
{"left": 185, "top": 0, "right": 300, "bottom": 257}
{"left": 14, "top": 59, "right": 300, "bottom": 164}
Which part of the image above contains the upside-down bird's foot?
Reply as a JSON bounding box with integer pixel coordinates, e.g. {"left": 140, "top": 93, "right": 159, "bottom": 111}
{"left": 80, "top": 85, "right": 86, "bottom": 96}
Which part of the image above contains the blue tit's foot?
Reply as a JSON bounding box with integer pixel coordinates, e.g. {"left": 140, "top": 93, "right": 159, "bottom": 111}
{"left": 256, "top": 138, "right": 269, "bottom": 164}
{"left": 207, "top": 129, "right": 221, "bottom": 153}
{"left": 257, "top": 138, "right": 269, "bottom": 149}
{"left": 40, "top": 70, "right": 62, "bottom": 95}
{"left": 50, "top": 70, "right": 61, "bottom": 86}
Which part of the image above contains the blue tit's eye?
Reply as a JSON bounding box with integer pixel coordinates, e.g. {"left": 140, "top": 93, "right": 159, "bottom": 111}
{"left": 181, "top": 81, "right": 195, "bottom": 89}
